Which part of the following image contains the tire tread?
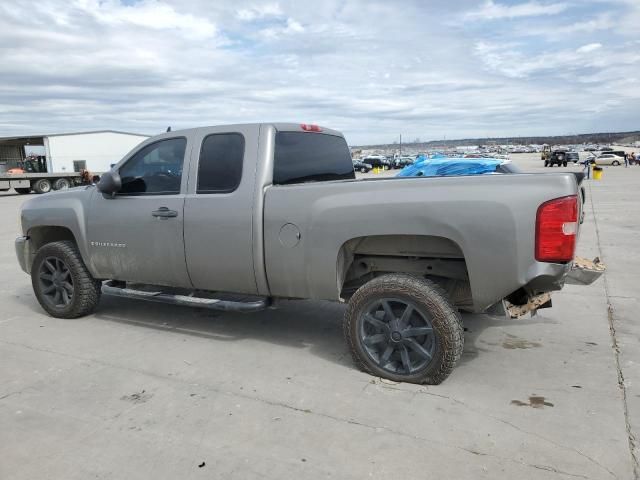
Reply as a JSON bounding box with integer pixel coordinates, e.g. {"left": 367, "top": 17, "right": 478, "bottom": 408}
{"left": 32, "top": 240, "right": 101, "bottom": 318}
{"left": 343, "top": 273, "right": 464, "bottom": 385}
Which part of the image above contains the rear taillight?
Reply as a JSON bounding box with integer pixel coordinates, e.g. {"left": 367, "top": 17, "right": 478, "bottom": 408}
{"left": 535, "top": 195, "right": 578, "bottom": 263}
{"left": 301, "top": 123, "right": 322, "bottom": 132}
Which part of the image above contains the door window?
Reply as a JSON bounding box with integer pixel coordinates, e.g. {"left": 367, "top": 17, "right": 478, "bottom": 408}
{"left": 197, "top": 133, "right": 244, "bottom": 194}
{"left": 118, "top": 137, "right": 186, "bottom": 195}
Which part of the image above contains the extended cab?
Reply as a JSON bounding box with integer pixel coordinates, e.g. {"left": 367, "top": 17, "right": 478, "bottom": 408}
{"left": 16, "top": 123, "right": 602, "bottom": 384}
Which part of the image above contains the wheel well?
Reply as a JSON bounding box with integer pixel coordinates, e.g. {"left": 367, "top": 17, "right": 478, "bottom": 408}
{"left": 28, "top": 226, "right": 77, "bottom": 252}
{"left": 337, "top": 235, "right": 473, "bottom": 309}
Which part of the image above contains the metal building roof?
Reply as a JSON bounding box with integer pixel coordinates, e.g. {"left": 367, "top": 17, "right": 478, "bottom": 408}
{"left": 0, "top": 130, "right": 150, "bottom": 143}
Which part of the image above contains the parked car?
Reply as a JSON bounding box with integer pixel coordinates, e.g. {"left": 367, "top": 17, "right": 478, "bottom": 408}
{"left": 602, "top": 150, "right": 627, "bottom": 160}
{"left": 353, "top": 160, "right": 372, "bottom": 173}
{"left": 541, "top": 146, "right": 570, "bottom": 167}
{"left": 361, "top": 155, "right": 391, "bottom": 170}
{"left": 595, "top": 153, "right": 624, "bottom": 166}
{"left": 15, "top": 122, "right": 602, "bottom": 385}
{"left": 392, "top": 156, "right": 414, "bottom": 169}
{"left": 566, "top": 152, "right": 580, "bottom": 164}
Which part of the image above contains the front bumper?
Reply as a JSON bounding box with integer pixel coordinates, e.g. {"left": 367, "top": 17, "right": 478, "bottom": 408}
{"left": 15, "top": 236, "right": 31, "bottom": 274}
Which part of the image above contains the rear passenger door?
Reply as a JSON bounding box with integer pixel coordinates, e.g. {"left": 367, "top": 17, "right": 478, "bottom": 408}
{"left": 183, "top": 126, "right": 259, "bottom": 294}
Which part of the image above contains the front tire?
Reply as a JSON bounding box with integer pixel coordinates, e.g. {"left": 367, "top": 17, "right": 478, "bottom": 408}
{"left": 612, "top": 160, "right": 620, "bottom": 166}
{"left": 344, "top": 274, "right": 464, "bottom": 385}
{"left": 32, "top": 241, "right": 101, "bottom": 318}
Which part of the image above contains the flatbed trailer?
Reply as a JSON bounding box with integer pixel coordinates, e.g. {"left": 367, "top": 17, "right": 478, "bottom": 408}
{"left": 0, "top": 172, "right": 84, "bottom": 194}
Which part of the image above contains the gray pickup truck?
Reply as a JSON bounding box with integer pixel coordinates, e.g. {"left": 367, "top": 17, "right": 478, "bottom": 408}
{"left": 15, "top": 123, "right": 601, "bottom": 384}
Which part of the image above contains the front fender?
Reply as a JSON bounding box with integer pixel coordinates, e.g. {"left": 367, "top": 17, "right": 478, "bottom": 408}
{"left": 20, "top": 187, "right": 96, "bottom": 276}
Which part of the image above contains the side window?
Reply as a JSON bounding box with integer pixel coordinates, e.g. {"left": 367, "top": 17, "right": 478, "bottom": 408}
{"left": 197, "top": 133, "right": 244, "bottom": 194}
{"left": 118, "top": 137, "right": 186, "bottom": 195}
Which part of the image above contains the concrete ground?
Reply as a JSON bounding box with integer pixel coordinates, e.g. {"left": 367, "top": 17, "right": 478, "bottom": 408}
{"left": 1, "top": 155, "right": 638, "bottom": 479}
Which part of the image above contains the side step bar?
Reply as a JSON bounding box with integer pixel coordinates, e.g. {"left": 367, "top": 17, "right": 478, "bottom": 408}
{"left": 102, "top": 283, "right": 271, "bottom": 313}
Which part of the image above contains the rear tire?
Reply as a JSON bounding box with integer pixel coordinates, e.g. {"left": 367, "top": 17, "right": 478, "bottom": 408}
{"left": 612, "top": 160, "right": 620, "bottom": 166}
{"left": 33, "top": 179, "right": 52, "bottom": 194}
{"left": 53, "top": 178, "right": 71, "bottom": 190}
{"left": 563, "top": 161, "right": 568, "bottom": 167}
{"left": 544, "top": 160, "right": 549, "bottom": 167}
{"left": 344, "top": 274, "right": 464, "bottom": 385}
{"left": 32, "top": 241, "right": 101, "bottom": 318}
{"left": 15, "top": 187, "right": 31, "bottom": 194}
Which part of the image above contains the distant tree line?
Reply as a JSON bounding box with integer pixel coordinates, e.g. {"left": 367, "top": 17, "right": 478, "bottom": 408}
{"left": 356, "top": 131, "right": 640, "bottom": 149}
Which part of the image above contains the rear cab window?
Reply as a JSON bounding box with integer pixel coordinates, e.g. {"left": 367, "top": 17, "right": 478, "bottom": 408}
{"left": 273, "top": 131, "right": 355, "bottom": 185}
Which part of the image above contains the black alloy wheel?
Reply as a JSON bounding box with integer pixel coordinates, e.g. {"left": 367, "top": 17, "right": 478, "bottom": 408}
{"left": 360, "top": 298, "right": 435, "bottom": 375}
{"left": 31, "top": 240, "right": 102, "bottom": 318}
{"left": 38, "top": 256, "right": 74, "bottom": 308}
{"left": 344, "top": 274, "right": 464, "bottom": 384}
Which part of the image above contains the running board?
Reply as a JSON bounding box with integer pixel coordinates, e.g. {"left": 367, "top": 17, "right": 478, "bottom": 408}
{"left": 102, "top": 283, "right": 271, "bottom": 312}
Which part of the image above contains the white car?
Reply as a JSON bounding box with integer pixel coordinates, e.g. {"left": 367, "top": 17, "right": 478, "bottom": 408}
{"left": 594, "top": 153, "right": 624, "bottom": 166}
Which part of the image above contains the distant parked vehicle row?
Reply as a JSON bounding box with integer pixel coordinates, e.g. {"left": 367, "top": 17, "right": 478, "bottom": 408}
{"left": 355, "top": 155, "right": 415, "bottom": 171}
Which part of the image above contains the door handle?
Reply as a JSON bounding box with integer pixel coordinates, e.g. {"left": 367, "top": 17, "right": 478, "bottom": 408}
{"left": 152, "top": 207, "right": 178, "bottom": 218}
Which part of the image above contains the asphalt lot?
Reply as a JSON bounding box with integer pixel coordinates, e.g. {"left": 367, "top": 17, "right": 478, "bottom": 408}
{"left": 1, "top": 154, "right": 638, "bottom": 479}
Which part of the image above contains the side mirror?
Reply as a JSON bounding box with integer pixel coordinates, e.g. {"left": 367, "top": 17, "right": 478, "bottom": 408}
{"left": 97, "top": 170, "right": 121, "bottom": 196}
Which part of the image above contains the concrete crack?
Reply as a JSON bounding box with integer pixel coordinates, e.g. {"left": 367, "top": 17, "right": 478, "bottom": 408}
{"left": 0, "top": 390, "right": 23, "bottom": 401}
{"left": 589, "top": 182, "right": 639, "bottom": 480}
{"left": 530, "top": 463, "right": 588, "bottom": 479}
{"left": 417, "top": 389, "right": 617, "bottom": 478}
{"left": 2, "top": 339, "right": 592, "bottom": 478}
{"left": 267, "top": 398, "right": 589, "bottom": 478}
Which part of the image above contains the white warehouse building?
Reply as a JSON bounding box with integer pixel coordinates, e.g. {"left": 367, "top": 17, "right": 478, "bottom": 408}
{"left": 0, "top": 130, "right": 150, "bottom": 174}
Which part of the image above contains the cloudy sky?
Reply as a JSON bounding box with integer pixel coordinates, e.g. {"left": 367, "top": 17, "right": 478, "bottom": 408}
{"left": 1, "top": 0, "right": 639, "bottom": 144}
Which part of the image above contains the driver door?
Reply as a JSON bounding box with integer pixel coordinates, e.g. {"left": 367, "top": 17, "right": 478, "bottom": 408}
{"left": 87, "top": 135, "right": 193, "bottom": 288}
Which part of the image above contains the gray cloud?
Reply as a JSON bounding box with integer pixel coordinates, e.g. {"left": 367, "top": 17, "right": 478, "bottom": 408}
{"left": 0, "top": 0, "right": 638, "bottom": 144}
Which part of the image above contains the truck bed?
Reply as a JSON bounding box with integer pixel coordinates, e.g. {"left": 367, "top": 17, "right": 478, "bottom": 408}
{"left": 263, "top": 172, "right": 580, "bottom": 311}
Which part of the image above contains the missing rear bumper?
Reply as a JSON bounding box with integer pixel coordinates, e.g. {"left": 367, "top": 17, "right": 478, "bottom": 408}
{"left": 506, "top": 292, "right": 552, "bottom": 319}
{"left": 565, "top": 256, "right": 606, "bottom": 286}
{"left": 504, "top": 257, "right": 605, "bottom": 319}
